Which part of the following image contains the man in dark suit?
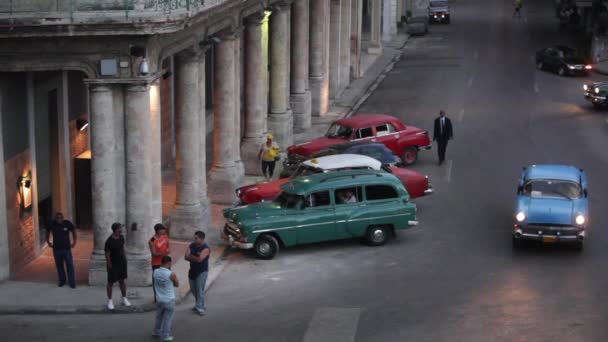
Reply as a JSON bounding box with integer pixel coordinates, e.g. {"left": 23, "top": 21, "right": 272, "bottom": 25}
{"left": 433, "top": 110, "right": 453, "bottom": 165}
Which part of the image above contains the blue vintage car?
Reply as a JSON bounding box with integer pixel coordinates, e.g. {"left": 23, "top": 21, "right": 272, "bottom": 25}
{"left": 513, "top": 164, "right": 588, "bottom": 250}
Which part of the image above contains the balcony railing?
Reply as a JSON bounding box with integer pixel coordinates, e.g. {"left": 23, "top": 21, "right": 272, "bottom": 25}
{"left": 0, "top": 0, "right": 226, "bottom": 25}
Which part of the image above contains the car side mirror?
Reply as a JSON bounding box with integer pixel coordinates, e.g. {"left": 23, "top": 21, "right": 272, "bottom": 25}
{"left": 584, "top": 189, "right": 588, "bottom": 197}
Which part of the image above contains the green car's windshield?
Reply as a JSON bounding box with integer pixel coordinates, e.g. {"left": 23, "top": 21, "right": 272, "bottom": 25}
{"left": 523, "top": 179, "right": 582, "bottom": 199}
{"left": 326, "top": 123, "right": 353, "bottom": 139}
{"left": 275, "top": 192, "right": 304, "bottom": 209}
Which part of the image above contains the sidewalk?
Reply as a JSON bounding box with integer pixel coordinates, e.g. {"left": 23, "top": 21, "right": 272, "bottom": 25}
{"left": 0, "top": 32, "right": 410, "bottom": 315}
{"left": 594, "top": 60, "right": 608, "bottom": 75}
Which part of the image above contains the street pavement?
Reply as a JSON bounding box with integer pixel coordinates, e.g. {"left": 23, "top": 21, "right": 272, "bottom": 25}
{"left": 3, "top": 0, "right": 608, "bottom": 341}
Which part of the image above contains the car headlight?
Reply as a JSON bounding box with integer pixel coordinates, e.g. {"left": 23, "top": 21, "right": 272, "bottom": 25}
{"left": 516, "top": 212, "right": 526, "bottom": 222}
{"left": 595, "top": 87, "right": 600, "bottom": 94}
{"left": 583, "top": 84, "right": 588, "bottom": 91}
{"left": 575, "top": 215, "right": 585, "bottom": 225}
{"left": 568, "top": 65, "right": 575, "bottom": 70}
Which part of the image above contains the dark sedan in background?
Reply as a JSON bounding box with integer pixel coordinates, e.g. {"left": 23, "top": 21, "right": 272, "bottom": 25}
{"left": 535, "top": 46, "right": 591, "bottom": 76}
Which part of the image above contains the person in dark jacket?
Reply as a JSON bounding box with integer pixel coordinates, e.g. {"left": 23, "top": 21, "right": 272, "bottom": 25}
{"left": 46, "top": 212, "right": 77, "bottom": 288}
{"left": 433, "top": 110, "right": 453, "bottom": 165}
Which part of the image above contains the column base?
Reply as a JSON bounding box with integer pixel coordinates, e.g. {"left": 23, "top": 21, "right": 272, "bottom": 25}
{"left": 241, "top": 136, "right": 266, "bottom": 176}
{"left": 126, "top": 252, "right": 152, "bottom": 286}
{"left": 290, "top": 91, "right": 312, "bottom": 131}
{"left": 267, "top": 110, "right": 294, "bottom": 148}
{"left": 208, "top": 165, "right": 245, "bottom": 204}
{"left": 367, "top": 44, "right": 382, "bottom": 55}
{"left": 309, "top": 76, "right": 329, "bottom": 117}
{"left": 88, "top": 251, "right": 109, "bottom": 286}
{"left": 170, "top": 203, "right": 205, "bottom": 240}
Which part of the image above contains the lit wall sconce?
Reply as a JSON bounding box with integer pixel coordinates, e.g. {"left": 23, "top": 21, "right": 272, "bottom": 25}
{"left": 76, "top": 118, "right": 89, "bottom": 131}
{"left": 130, "top": 46, "right": 149, "bottom": 76}
{"left": 17, "top": 171, "right": 32, "bottom": 217}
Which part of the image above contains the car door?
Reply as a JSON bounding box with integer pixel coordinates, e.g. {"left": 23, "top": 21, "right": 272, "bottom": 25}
{"left": 547, "top": 49, "right": 560, "bottom": 70}
{"left": 374, "top": 123, "right": 400, "bottom": 152}
{"left": 364, "top": 184, "right": 413, "bottom": 229}
{"left": 296, "top": 190, "right": 337, "bottom": 244}
{"left": 333, "top": 186, "right": 367, "bottom": 239}
{"left": 353, "top": 126, "right": 375, "bottom": 142}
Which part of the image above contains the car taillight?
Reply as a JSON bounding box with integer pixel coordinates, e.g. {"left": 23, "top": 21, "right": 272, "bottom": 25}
{"left": 585, "top": 65, "right": 592, "bottom": 70}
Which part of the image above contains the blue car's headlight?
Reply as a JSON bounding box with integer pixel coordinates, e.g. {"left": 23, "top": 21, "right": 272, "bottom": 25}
{"left": 575, "top": 214, "right": 585, "bottom": 225}
{"left": 516, "top": 212, "right": 526, "bottom": 222}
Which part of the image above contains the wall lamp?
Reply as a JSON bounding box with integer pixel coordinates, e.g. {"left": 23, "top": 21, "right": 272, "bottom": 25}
{"left": 202, "top": 36, "right": 221, "bottom": 46}
{"left": 76, "top": 118, "right": 89, "bottom": 131}
{"left": 17, "top": 171, "right": 32, "bottom": 217}
{"left": 130, "top": 46, "right": 149, "bottom": 76}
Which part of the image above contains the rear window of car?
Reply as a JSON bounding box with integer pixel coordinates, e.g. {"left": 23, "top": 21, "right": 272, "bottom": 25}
{"left": 365, "top": 185, "right": 399, "bottom": 201}
{"left": 375, "top": 123, "right": 396, "bottom": 137}
{"left": 304, "top": 190, "right": 331, "bottom": 207}
{"left": 355, "top": 127, "right": 374, "bottom": 139}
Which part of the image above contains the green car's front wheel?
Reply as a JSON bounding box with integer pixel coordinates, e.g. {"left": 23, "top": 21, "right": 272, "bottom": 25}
{"left": 366, "top": 226, "right": 389, "bottom": 246}
{"left": 254, "top": 235, "right": 280, "bottom": 259}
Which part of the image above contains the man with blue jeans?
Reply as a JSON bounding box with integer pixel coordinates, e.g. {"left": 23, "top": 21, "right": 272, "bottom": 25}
{"left": 185, "top": 230, "right": 210, "bottom": 316}
{"left": 46, "top": 212, "right": 77, "bottom": 288}
{"left": 153, "top": 255, "right": 179, "bottom": 342}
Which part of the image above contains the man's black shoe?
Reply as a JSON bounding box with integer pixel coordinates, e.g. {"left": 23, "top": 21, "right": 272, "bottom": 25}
{"left": 58, "top": 283, "right": 65, "bottom": 287}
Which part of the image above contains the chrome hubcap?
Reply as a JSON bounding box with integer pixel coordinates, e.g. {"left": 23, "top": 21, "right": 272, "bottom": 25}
{"left": 372, "top": 229, "right": 385, "bottom": 242}
{"left": 258, "top": 242, "right": 271, "bottom": 254}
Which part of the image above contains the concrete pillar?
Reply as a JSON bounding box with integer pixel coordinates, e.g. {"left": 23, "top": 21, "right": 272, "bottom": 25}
{"left": 309, "top": 0, "right": 330, "bottom": 116}
{"left": 0, "top": 92, "right": 9, "bottom": 281}
{"left": 197, "top": 50, "right": 211, "bottom": 231}
{"left": 88, "top": 84, "right": 120, "bottom": 285}
{"left": 242, "top": 13, "right": 269, "bottom": 176}
{"left": 329, "top": 0, "right": 342, "bottom": 99}
{"left": 149, "top": 81, "right": 162, "bottom": 226}
{"left": 382, "top": 0, "right": 397, "bottom": 43}
{"left": 291, "top": 0, "right": 312, "bottom": 131}
{"left": 368, "top": 0, "right": 382, "bottom": 54}
{"left": 125, "top": 83, "right": 153, "bottom": 286}
{"left": 350, "top": 0, "right": 363, "bottom": 79}
{"left": 172, "top": 49, "right": 204, "bottom": 239}
{"left": 340, "top": 0, "right": 352, "bottom": 91}
{"left": 234, "top": 31, "right": 245, "bottom": 178}
{"left": 208, "top": 31, "right": 245, "bottom": 204}
{"left": 58, "top": 71, "right": 74, "bottom": 219}
{"left": 268, "top": 3, "right": 294, "bottom": 148}
{"left": 26, "top": 73, "right": 41, "bottom": 257}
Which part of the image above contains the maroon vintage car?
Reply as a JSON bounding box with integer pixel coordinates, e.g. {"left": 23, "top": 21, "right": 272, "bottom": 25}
{"left": 287, "top": 114, "right": 432, "bottom": 165}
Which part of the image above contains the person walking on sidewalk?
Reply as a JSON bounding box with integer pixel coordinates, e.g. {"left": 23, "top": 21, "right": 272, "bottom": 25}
{"left": 105, "top": 223, "right": 131, "bottom": 310}
{"left": 185, "top": 230, "right": 210, "bottom": 316}
{"left": 258, "top": 133, "right": 281, "bottom": 181}
{"left": 149, "top": 223, "right": 170, "bottom": 302}
{"left": 433, "top": 110, "right": 454, "bottom": 165}
{"left": 153, "top": 255, "right": 179, "bottom": 342}
{"left": 46, "top": 212, "right": 77, "bottom": 288}
{"left": 513, "top": 0, "right": 523, "bottom": 17}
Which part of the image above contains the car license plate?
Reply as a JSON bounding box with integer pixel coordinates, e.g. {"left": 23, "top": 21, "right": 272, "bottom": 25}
{"left": 542, "top": 236, "right": 557, "bottom": 243}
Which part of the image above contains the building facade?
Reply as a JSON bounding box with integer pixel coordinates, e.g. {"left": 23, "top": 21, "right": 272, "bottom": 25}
{"left": 0, "top": 0, "right": 407, "bottom": 285}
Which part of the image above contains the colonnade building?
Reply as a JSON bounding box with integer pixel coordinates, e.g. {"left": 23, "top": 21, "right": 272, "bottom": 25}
{"left": 0, "top": 0, "right": 407, "bottom": 285}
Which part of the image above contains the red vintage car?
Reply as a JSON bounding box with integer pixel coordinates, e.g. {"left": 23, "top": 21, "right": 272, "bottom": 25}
{"left": 235, "top": 154, "right": 432, "bottom": 206}
{"left": 286, "top": 114, "right": 432, "bottom": 165}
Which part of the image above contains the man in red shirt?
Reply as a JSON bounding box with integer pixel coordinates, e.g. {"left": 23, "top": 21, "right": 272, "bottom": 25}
{"left": 149, "top": 223, "right": 170, "bottom": 302}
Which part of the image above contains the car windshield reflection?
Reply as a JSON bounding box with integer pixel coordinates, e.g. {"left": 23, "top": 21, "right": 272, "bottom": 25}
{"left": 326, "top": 123, "right": 353, "bottom": 139}
{"left": 523, "top": 179, "right": 581, "bottom": 199}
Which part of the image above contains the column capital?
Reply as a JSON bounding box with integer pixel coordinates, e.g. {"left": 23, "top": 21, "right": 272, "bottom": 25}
{"left": 270, "top": 0, "right": 293, "bottom": 12}
{"left": 88, "top": 83, "right": 112, "bottom": 93}
{"left": 175, "top": 47, "right": 204, "bottom": 64}
{"left": 214, "top": 27, "right": 243, "bottom": 41}
{"left": 245, "top": 11, "right": 268, "bottom": 26}
{"left": 125, "top": 83, "right": 149, "bottom": 93}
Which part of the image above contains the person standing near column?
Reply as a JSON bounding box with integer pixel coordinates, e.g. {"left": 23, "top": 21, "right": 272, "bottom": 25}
{"left": 149, "top": 223, "right": 170, "bottom": 302}
{"left": 185, "top": 230, "right": 210, "bottom": 316}
{"left": 433, "top": 110, "right": 454, "bottom": 165}
{"left": 258, "top": 133, "right": 281, "bottom": 181}
{"left": 153, "top": 255, "right": 179, "bottom": 342}
{"left": 105, "top": 223, "right": 131, "bottom": 310}
{"left": 46, "top": 212, "right": 77, "bottom": 288}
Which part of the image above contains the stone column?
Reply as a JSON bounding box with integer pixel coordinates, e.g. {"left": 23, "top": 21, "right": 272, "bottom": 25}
{"left": 350, "top": 0, "right": 363, "bottom": 79}
{"left": 329, "top": 0, "right": 342, "bottom": 99}
{"left": 88, "top": 84, "right": 120, "bottom": 285}
{"left": 149, "top": 81, "right": 162, "bottom": 226}
{"left": 290, "top": 0, "right": 312, "bottom": 131}
{"left": 171, "top": 49, "right": 204, "bottom": 239}
{"left": 268, "top": 3, "right": 294, "bottom": 148}
{"left": 382, "top": 0, "right": 397, "bottom": 43}
{"left": 208, "top": 31, "right": 245, "bottom": 204}
{"left": 234, "top": 31, "right": 245, "bottom": 178}
{"left": 197, "top": 49, "right": 211, "bottom": 231}
{"left": 340, "top": 0, "right": 352, "bottom": 91}
{"left": 0, "top": 92, "right": 9, "bottom": 281}
{"left": 368, "top": 0, "right": 382, "bottom": 54}
{"left": 125, "top": 83, "right": 153, "bottom": 286}
{"left": 309, "top": 0, "right": 330, "bottom": 116}
{"left": 242, "top": 13, "right": 269, "bottom": 176}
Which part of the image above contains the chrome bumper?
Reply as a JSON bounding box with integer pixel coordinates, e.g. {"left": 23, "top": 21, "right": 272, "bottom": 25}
{"left": 586, "top": 94, "right": 606, "bottom": 102}
{"left": 513, "top": 229, "right": 584, "bottom": 242}
{"left": 221, "top": 232, "right": 254, "bottom": 249}
{"left": 424, "top": 187, "right": 434, "bottom": 195}
{"left": 408, "top": 220, "right": 419, "bottom": 226}
{"left": 421, "top": 144, "right": 433, "bottom": 150}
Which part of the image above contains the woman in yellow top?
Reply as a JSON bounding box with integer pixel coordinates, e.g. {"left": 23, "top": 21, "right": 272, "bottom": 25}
{"left": 258, "top": 133, "right": 281, "bottom": 181}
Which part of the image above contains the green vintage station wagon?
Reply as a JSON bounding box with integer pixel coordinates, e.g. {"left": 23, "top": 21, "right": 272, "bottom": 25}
{"left": 222, "top": 170, "right": 418, "bottom": 259}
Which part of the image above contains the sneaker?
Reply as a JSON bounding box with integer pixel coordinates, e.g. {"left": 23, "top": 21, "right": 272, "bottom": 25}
{"left": 197, "top": 309, "right": 206, "bottom": 316}
{"left": 152, "top": 332, "right": 160, "bottom": 337}
{"left": 122, "top": 297, "right": 131, "bottom": 307}
{"left": 162, "top": 337, "right": 174, "bottom": 341}
{"left": 107, "top": 300, "right": 115, "bottom": 310}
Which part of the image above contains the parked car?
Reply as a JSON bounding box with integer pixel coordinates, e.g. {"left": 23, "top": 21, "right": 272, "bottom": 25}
{"left": 535, "top": 46, "right": 591, "bottom": 76}
{"left": 428, "top": 0, "right": 450, "bottom": 23}
{"left": 287, "top": 114, "right": 432, "bottom": 166}
{"left": 583, "top": 81, "right": 608, "bottom": 108}
{"left": 235, "top": 154, "right": 383, "bottom": 206}
{"left": 282, "top": 141, "right": 433, "bottom": 198}
{"left": 512, "top": 164, "right": 588, "bottom": 250}
{"left": 223, "top": 170, "right": 419, "bottom": 259}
